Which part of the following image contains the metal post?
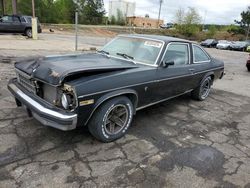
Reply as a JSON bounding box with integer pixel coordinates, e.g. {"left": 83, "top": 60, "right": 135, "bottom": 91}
{"left": 158, "top": 0, "right": 163, "bottom": 27}
{"left": 12, "top": 0, "right": 17, "bottom": 14}
{"left": 246, "top": 24, "right": 250, "bottom": 40}
{"left": 75, "top": 11, "right": 78, "bottom": 51}
{"left": 31, "top": 0, "right": 38, "bottom": 39}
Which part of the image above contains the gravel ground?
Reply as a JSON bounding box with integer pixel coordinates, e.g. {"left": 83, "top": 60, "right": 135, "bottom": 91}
{"left": 0, "top": 35, "right": 250, "bottom": 187}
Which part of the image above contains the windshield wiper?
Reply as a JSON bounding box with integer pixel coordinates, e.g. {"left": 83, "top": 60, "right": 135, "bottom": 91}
{"left": 116, "top": 53, "right": 136, "bottom": 64}
{"left": 97, "top": 50, "right": 110, "bottom": 57}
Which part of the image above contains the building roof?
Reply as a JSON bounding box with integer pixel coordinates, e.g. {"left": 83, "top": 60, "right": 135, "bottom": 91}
{"left": 119, "top": 34, "right": 191, "bottom": 43}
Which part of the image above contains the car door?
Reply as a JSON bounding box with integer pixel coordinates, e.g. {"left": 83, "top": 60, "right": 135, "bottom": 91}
{"left": 154, "top": 42, "right": 193, "bottom": 100}
{"left": 0, "top": 16, "right": 13, "bottom": 32}
{"left": 188, "top": 44, "right": 214, "bottom": 88}
{"left": 11, "top": 16, "right": 23, "bottom": 32}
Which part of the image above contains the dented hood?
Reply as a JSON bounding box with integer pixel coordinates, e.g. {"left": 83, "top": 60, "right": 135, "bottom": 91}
{"left": 15, "top": 53, "right": 138, "bottom": 86}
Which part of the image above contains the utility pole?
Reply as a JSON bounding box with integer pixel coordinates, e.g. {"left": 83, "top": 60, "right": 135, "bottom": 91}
{"left": 158, "top": 0, "right": 163, "bottom": 27}
{"left": 246, "top": 24, "right": 250, "bottom": 40}
{"left": 12, "top": 0, "right": 17, "bottom": 14}
{"left": 75, "top": 10, "right": 78, "bottom": 51}
{"left": 31, "top": 0, "right": 38, "bottom": 39}
{"left": 75, "top": 0, "right": 79, "bottom": 51}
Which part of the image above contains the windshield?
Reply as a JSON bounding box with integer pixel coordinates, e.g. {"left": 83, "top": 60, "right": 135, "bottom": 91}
{"left": 101, "top": 36, "right": 164, "bottom": 65}
{"left": 233, "top": 41, "right": 246, "bottom": 45}
{"left": 205, "top": 39, "right": 213, "bottom": 43}
{"left": 218, "top": 40, "right": 230, "bottom": 44}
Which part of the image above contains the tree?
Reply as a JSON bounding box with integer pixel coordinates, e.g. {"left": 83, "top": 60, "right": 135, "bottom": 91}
{"left": 207, "top": 25, "right": 217, "bottom": 38}
{"left": 145, "top": 14, "right": 149, "bottom": 18}
{"left": 175, "top": 7, "right": 202, "bottom": 37}
{"left": 116, "top": 9, "right": 125, "bottom": 25}
{"left": 175, "top": 8, "right": 185, "bottom": 24}
{"left": 235, "top": 6, "right": 250, "bottom": 39}
{"left": 78, "top": 0, "right": 105, "bottom": 24}
{"left": 110, "top": 15, "right": 116, "bottom": 25}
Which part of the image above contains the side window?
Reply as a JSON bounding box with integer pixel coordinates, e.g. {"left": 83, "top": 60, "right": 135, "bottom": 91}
{"left": 163, "top": 43, "right": 189, "bottom": 66}
{"left": 193, "top": 45, "right": 210, "bottom": 63}
{"left": 1, "top": 16, "right": 12, "bottom": 22}
{"left": 12, "top": 16, "right": 20, "bottom": 23}
{"left": 20, "top": 17, "right": 26, "bottom": 23}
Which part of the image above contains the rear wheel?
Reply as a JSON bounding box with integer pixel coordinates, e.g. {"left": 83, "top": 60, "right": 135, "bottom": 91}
{"left": 25, "top": 28, "right": 32, "bottom": 38}
{"left": 88, "top": 96, "right": 134, "bottom": 142}
{"left": 191, "top": 77, "right": 212, "bottom": 101}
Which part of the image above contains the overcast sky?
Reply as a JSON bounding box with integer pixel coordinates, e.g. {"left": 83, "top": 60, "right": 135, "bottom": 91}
{"left": 103, "top": 0, "right": 249, "bottom": 25}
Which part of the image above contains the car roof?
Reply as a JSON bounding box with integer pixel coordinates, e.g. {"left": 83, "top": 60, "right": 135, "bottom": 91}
{"left": 119, "top": 34, "right": 191, "bottom": 43}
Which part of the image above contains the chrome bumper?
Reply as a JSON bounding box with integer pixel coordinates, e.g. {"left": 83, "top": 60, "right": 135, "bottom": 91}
{"left": 8, "top": 80, "right": 77, "bottom": 131}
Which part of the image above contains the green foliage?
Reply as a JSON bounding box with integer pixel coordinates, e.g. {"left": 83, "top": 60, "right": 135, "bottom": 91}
{"left": 116, "top": 9, "right": 125, "bottom": 25}
{"left": 207, "top": 25, "right": 217, "bottom": 38}
{"left": 1, "top": 0, "right": 105, "bottom": 24}
{"left": 110, "top": 15, "right": 116, "bottom": 25}
{"left": 175, "top": 7, "right": 202, "bottom": 37}
{"left": 226, "top": 24, "right": 245, "bottom": 35}
{"left": 235, "top": 6, "right": 250, "bottom": 38}
{"left": 78, "top": 0, "right": 106, "bottom": 25}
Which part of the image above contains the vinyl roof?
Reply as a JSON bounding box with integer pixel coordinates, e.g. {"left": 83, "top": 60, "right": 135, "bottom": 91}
{"left": 119, "top": 34, "right": 191, "bottom": 43}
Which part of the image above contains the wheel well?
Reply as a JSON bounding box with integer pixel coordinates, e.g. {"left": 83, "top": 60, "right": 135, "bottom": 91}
{"left": 25, "top": 27, "right": 31, "bottom": 32}
{"left": 124, "top": 93, "right": 138, "bottom": 111}
{"left": 85, "top": 92, "right": 138, "bottom": 125}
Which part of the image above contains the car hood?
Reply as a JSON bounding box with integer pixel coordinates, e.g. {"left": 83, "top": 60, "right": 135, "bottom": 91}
{"left": 15, "top": 53, "right": 139, "bottom": 86}
{"left": 217, "top": 43, "right": 229, "bottom": 46}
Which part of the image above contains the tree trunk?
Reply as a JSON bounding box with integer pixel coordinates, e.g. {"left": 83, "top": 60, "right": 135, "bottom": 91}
{"left": 12, "top": 0, "right": 17, "bottom": 15}
{"left": 1, "top": 0, "right": 5, "bottom": 15}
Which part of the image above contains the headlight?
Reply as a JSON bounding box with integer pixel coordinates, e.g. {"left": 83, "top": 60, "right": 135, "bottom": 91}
{"left": 61, "top": 93, "right": 70, "bottom": 110}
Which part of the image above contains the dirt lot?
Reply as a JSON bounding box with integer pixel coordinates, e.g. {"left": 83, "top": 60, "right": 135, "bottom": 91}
{"left": 0, "top": 36, "right": 250, "bottom": 187}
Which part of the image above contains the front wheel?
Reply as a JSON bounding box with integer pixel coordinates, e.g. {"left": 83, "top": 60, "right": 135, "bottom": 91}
{"left": 247, "top": 66, "right": 250, "bottom": 72}
{"left": 88, "top": 96, "right": 134, "bottom": 142}
{"left": 191, "top": 77, "right": 212, "bottom": 101}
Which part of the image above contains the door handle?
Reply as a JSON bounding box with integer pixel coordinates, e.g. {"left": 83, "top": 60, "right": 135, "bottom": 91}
{"left": 189, "top": 68, "right": 195, "bottom": 74}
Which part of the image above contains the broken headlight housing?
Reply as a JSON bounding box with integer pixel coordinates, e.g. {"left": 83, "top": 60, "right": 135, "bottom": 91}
{"left": 60, "top": 84, "right": 77, "bottom": 110}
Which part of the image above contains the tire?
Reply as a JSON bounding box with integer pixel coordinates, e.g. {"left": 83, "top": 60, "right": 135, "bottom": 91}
{"left": 191, "top": 77, "right": 212, "bottom": 101}
{"left": 25, "top": 28, "right": 32, "bottom": 38}
{"left": 247, "top": 66, "right": 250, "bottom": 72}
{"left": 88, "top": 96, "right": 134, "bottom": 142}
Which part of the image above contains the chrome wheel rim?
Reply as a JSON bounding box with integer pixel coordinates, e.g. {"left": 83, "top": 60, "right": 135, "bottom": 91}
{"left": 27, "top": 30, "right": 32, "bottom": 37}
{"left": 201, "top": 79, "right": 211, "bottom": 99}
{"left": 104, "top": 104, "right": 129, "bottom": 135}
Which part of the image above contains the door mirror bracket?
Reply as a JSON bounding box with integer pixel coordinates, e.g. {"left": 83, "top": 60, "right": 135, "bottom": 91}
{"left": 162, "top": 61, "right": 175, "bottom": 68}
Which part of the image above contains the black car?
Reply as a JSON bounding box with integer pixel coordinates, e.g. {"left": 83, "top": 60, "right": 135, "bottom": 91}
{"left": 200, "top": 39, "right": 218, "bottom": 48}
{"left": 0, "top": 15, "right": 42, "bottom": 38}
{"left": 8, "top": 35, "right": 224, "bottom": 142}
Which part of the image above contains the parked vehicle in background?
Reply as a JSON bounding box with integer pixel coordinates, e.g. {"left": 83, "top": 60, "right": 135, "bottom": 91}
{"left": 216, "top": 40, "right": 232, "bottom": 50}
{"left": 0, "top": 15, "right": 42, "bottom": 38}
{"left": 8, "top": 34, "right": 224, "bottom": 142}
{"left": 160, "top": 23, "right": 174, "bottom": 29}
{"left": 200, "top": 39, "right": 218, "bottom": 48}
{"left": 230, "top": 41, "right": 250, "bottom": 52}
{"left": 247, "top": 46, "right": 250, "bottom": 52}
{"left": 247, "top": 54, "right": 250, "bottom": 71}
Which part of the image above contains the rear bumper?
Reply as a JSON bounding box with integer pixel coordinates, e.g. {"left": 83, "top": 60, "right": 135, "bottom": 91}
{"left": 8, "top": 79, "right": 77, "bottom": 131}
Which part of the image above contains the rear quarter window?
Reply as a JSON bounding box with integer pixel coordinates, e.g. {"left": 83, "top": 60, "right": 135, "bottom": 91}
{"left": 193, "top": 45, "right": 210, "bottom": 63}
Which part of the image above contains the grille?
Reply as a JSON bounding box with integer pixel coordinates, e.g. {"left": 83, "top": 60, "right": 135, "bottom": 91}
{"left": 16, "top": 70, "right": 36, "bottom": 94}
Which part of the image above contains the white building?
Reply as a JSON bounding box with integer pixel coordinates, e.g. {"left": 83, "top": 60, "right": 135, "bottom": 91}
{"left": 109, "top": 0, "right": 136, "bottom": 18}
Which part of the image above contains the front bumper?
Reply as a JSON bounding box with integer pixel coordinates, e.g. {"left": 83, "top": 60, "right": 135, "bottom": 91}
{"left": 8, "top": 79, "right": 77, "bottom": 131}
